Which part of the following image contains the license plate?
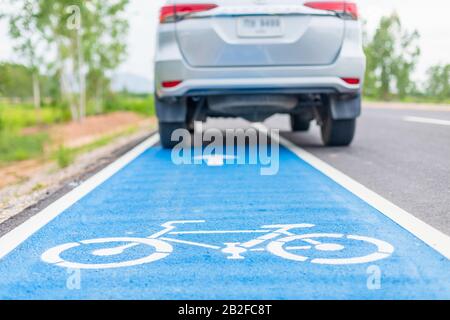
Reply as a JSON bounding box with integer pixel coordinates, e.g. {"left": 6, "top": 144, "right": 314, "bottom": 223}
{"left": 237, "top": 16, "right": 284, "bottom": 38}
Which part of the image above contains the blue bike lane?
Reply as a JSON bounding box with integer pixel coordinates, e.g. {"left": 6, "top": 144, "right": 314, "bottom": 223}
{"left": 0, "top": 135, "right": 449, "bottom": 299}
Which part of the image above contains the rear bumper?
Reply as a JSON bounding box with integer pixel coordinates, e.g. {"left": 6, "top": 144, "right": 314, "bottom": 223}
{"left": 157, "top": 75, "right": 361, "bottom": 97}
{"left": 155, "top": 52, "right": 365, "bottom": 97}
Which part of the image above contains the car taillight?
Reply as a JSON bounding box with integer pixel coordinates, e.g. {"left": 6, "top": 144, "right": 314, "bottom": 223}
{"left": 162, "top": 80, "right": 183, "bottom": 88}
{"left": 304, "top": 1, "right": 358, "bottom": 20}
{"left": 160, "top": 4, "right": 218, "bottom": 23}
{"left": 341, "top": 78, "right": 360, "bottom": 85}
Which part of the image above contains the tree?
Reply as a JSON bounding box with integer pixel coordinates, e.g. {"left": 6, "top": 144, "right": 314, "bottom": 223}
{"left": 364, "top": 13, "right": 420, "bottom": 100}
{"left": 7, "top": 0, "right": 45, "bottom": 109}
{"left": 83, "top": 0, "right": 129, "bottom": 113}
{"left": 36, "top": 1, "right": 86, "bottom": 120}
{"left": 425, "top": 64, "right": 450, "bottom": 102}
{"left": 0, "top": 63, "right": 33, "bottom": 99}
{"left": 392, "top": 28, "right": 421, "bottom": 99}
{"left": 361, "top": 20, "right": 377, "bottom": 98}
{"left": 36, "top": 0, "right": 129, "bottom": 120}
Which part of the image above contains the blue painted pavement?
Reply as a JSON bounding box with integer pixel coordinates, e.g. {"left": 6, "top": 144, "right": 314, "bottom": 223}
{"left": 0, "top": 144, "right": 449, "bottom": 299}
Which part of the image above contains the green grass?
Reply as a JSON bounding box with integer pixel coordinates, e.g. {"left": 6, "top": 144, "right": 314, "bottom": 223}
{"left": 0, "top": 96, "right": 152, "bottom": 169}
{"left": 0, "top": 103, "right": 71, "bottom": 130}
{"left": 399, "top": 96, "right": 450, "bottom": 104}
{"left": 0, "top": 95, "right": 154, "bottom": 132}
{"left": 54, "top": 126, "right": 140, "bottom": 169}
{"left": 55, "top": 145, "right": 75, "bottom": 168}
{"left": 32, "top": 183, "right": 46, "bottom": 192}
{"left": 77, "top": 126, "right": 139, "bottom": 154}
{"left": 363, "top": 95, "right": 450, "bottom": 105}
{"left": 0, "top": 104, "right": 64, "bottom": 165}
{"left": 104, "top": 94, "right": 155, "bottom": 116}
{"left": 0, "top": 130, "right": 48, "bottom": 164}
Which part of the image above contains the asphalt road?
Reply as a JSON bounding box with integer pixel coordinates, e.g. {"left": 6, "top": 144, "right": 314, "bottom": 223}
{"left": 266, "top": 106, "right": 450, "bottom": 235}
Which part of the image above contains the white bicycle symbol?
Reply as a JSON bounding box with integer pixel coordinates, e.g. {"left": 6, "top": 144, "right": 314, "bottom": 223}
{"left": 41, "top": 221, "right": 395, "bottom": 269}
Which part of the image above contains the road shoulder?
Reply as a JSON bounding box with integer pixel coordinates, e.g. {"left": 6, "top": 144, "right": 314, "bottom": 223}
{"left": 0, "top": 130, "right": 157, "bottom": 237}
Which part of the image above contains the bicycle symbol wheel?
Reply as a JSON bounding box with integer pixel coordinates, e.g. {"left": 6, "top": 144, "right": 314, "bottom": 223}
{"left": 41, "top": 237, "right": 173, "bottom": 269}
{"left": 266, "top": 233, "right": 394, "bottom": 265}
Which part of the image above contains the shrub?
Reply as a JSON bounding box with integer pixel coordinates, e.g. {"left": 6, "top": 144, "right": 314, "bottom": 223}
{"left": 104, "top": 94, "right": 155, "bottom": 116}
{"left": 0, "top": 130, "right": 48, "bottom": 164}
{"left": 56, "top": 145, "right": 74, "bottom": 168}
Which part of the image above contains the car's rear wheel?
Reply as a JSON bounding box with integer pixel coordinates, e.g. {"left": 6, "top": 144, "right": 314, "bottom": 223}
{"left": 187, "top": 120, "right": 195, "bottom": 133}
{"left": 159, "top": 122, "right": 187, "bottom": 149}
{"left": 321, "top": 117, "right": 356, "bottom": 146}
{"left": 290, "top": 114, "right": 311, "bottom": 132}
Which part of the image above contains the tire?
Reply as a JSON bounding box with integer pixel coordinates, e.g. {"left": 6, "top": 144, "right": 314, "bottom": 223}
{"left": 159, "top": 122, "right": 187, "bottom": 149}
{"left": 187, "top": 120, "right": 195, "bottom": 133}
{"left": 290, "top": 114, "right": 311, "bottom": 132}
{"left": 321, "top": 117, "right": 356, "bottom": 146}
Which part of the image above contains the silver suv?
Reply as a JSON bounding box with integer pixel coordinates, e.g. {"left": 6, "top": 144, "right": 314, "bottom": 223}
{"left": 154, "top": 0, "right": 365, "bottom": 148}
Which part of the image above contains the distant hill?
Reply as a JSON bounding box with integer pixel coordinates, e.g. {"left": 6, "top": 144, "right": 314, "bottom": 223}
{"left": 111, "top": 73, "right": 154, "bottom": 94}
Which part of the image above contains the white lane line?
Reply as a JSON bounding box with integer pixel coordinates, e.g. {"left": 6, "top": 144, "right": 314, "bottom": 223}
{"left": 253, "top": 123, "right": 450, "bottom": 260}
{"left": 0, "top": 134, "right": 161, "bottom": 260}
{"left": 404, "top": 116, "right": 450, "bottom": 126}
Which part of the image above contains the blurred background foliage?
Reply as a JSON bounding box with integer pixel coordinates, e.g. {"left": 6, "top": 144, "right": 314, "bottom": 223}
{"left": 0, "top": 0, "right": 154, "bottom": 165}
{"left": 0, "top": 0, "right": 154, "bottom": 116}
{"left": 363, "top": 13, "right": 449, "bottom": 102}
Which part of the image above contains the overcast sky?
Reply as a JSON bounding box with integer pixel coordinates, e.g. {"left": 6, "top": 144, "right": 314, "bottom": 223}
{"left": 1, "top": 0, "right": 449, "bottom": 81}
